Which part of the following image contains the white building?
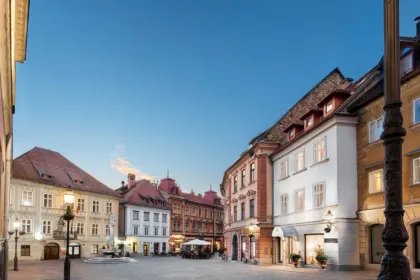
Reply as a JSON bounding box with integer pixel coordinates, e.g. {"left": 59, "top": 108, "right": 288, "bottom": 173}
{"left": 9, "top": 147, "right": 119, "bottom": 260}
{"left": 271, "top": 90, "right": 360, "bottom": 270}
{"left": 117, "top": 174, "right": 171, "bottom": 256}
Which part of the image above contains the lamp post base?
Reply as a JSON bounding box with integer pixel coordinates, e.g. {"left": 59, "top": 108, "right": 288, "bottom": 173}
{"left": 64, "top": 256, "right": 71, "bottom": 280}
{"left": 13, "top": 256, "right": 18, "bottom": 271}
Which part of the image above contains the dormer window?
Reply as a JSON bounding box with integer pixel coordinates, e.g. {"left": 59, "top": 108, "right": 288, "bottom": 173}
{"left": 289, "top": 129, "right": 295, "bottom": 139}
{"left": 306, "top": 116, "right": 313, "bottom": 127}
{"left": 41, "top": 174, "right": 51, "bottom": 179}
{"left": 326, "top": 101, "right": 333, "bottom": 113}
{"left": 74, "top": 180, "right": 83, "bottom": 185}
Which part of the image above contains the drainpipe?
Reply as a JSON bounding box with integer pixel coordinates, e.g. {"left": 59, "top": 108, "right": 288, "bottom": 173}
{"left": 4, "top": 134, "right": 12, "bottom": 280}
{"left": 269, "top": 156, "right": 274, "bottom": 265}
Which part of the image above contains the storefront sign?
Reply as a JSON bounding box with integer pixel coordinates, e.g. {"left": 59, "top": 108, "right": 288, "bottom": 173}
{"left": 324, "top": 238, "right": 338, "bottom": 243}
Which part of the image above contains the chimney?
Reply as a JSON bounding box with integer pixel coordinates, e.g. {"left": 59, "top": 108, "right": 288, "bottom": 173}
{"left": 413, "top": 16, "right": 420, "bottom": 68}
{"left": 128, "top": 173, "right": 136, "bottom": 188}
{"left": 121, "top": 181, "right": 125, "bottom": 188}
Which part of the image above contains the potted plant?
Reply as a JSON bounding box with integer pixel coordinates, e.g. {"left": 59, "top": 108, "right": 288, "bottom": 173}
{"left": 314, "top": 245, "right": 329, "bottom": 269}
{"left": 289, "top": 253, "right": 302, "bottom": 267}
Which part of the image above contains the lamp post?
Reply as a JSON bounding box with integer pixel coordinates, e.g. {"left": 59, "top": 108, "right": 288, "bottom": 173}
{"left": 63, "top": 191, "right": 75, "bottom": 280}
{"left": 378, "top": 0, "right": 412, "bottom": 279}
{"left": 8, "top": 220, "right": 25, "bottom": 271}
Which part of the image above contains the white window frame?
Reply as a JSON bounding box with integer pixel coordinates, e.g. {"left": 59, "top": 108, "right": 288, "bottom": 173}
{"left": 133, "top": 225, "right": 139, "bottom": 235}
{"left": 154, "top": 213, "right": 159, "bottom": 222}
{"left": 21, "top": 219, "right": 32, "bottom": 233}
{"left": 414, "top": 157, "right": 420, "bottom": 185}
{"left": 43, "top": 193, "right": 53, "bottom": 208}
{"left": 154, "top": 227, "right": 159, "bottom": 236}
{"left": 91, "top": 223, "right": 99, "bottom": 235}
{"left": 22, "top": 190, "right": 33, "bottom": 206}
{"left": 313, "top": 182, "right": 326, "bottom": 208}
{"left": 77, "top": 198, "right": 85, "bottom": 212}
{"left": 42, "top": 220, "right": 52, "bottom": 234}
{"left": 133, "top": 210, "right": 139, "bottom": 220}
{"left": 76, "top": 222, "right": 84, "bottom": 235}
{"left": 144, "top": 226, "right": 149, "bottom": 236}
{"left": 369, "top": 169, "right": 384, "bottom": 193}
{"left": 106, "top": 202, "right": 112, "bottom": 214}
{"left": 144, "top": 212, "right": 150, "bottom": 221}
{"left": 295, "top": 150, "right": 305, "bottom": 172}
{"left": 280, "top": 159, "right": 288, "bottom": 179}
{"left": 91, "top": 245, "right": 98, "bottom": 254}
{"left": 414, "top": 98, "right": 420, "bottom": 125}
{"left": 105, "top": 224, "right": 110, "bottom": 236}
{"left": 326, "top": 102, "right": 333, "bottom": 113}
{"left": 163, "top": 227, "right": 167, "bottom": 236}
{"left": 295, "top": 189, "right": 305, "bottom": 212}
{"left": 92, "top": 200, "right": 100, "bottom": 213}
{"left": 280, "top": 194, "right": 288, "bottom": 215}
{"left": 307, "top": 116, "right": 313, "bottom": 127}
{"left": 314, "top": 137, "right": 327, "bottom": 163}
{"left": 162, "top": 214, "right": 167, "bottom": 223}
{"left": 369, "top": 117, "right": 384, "bottom": 143}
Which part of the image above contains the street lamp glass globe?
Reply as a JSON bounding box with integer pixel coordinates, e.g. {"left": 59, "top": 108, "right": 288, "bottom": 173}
{"left": 64, "top": 192, "right": 75, "bottom": 204}
{"left": 13, "top": 220, "right": 20, "bottom": 229}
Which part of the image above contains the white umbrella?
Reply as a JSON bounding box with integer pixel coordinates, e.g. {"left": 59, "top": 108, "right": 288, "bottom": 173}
{"left": 182, "top": 239, "right": 211, "bottom": 246}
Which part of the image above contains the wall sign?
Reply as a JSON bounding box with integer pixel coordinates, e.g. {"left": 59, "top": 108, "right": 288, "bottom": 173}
{"left": 324, "top": 238, "right": 338, "bottom": 243}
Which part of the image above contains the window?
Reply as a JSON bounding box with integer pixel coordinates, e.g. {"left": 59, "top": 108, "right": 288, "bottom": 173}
{"left": 241, "top": 202, "right": 245, "bottom": 220}
{"left": 91, "top": 245, "right": 98, "bottom": 254}
{"left": 154, "top": 213, "right": 159, "bottom": 222}
{"left": 22, "top": 190, "right": 33, "bottom": 206}
{"left": 21, "top": 220, "right": 31, "bottom": 233}
{"left": 241, "top": 169, "right": 246, "bottom": 188}
{"left": 91, "top": 223, "right": 98, "bottom": 235}
{"left": 144, "top": 227, "right": 149, "bottom": 236}
{"left": 133, "top": 225, "right": 138, "bottom": 235}
{"left": 414, "top": 157, "right": 420, "bottom": 184}
{"left": 414, "top": 98, "right": 420, "bottom": 124}
{"left": 154, "top": 227, "right": 158, "bottom": 236}
{"left": 43, "top": 194, "right": 53, "bottom": 208}
{"left": 144, "top": 212, "right": 150, "bottom": 221}
{"left": 289, "top": 129, "right": 295, "bottom": 139}
{"left": 77, "top": 199, "right": 85, "bottom": 212}
{"left": 295, "top": 150, "right": 305, "bottom": 172}
{"left": 42, "top": 220, "right": 52, "bottom": 234}
{"left": 105, "top": 225, "right": 110, "bottom": 236}
{"left": 92, "top": 200, "right": 99, "bottom": 213}
{"left": 9, "top": 190, "right": 12, "bottom": 204}
{"left": 314, "top": 137, "right": 326, "bottom": 163}
{"left": 21, "top": 245, "right": 30, "bottom": 257}
{"left": 369, "top": 117, "right": 384, "bottom": 143}
{"left": 280, "top": 195, "right": 288, "bottom": 214}
{"left": 185, "top": 207, "right": 189, "bottom": 215}
{"left": 205, "top": 210, "right": 207, "bottom": 218}
{"left": 233, "top": 206, "right": 237, "bottom": 222}
{"left": 163, "top": 227, "right": 167, "bottom": 236}
{"left": 313, "top": 183, "right": 325, "bottom": 208}
{"left": 326, "top": 101, "right": 333, "bottom": 113}
{"left": 199, "top": 209, "right": 202, "bottom": 217}
{"left": 371, "top": 224, "right": 385, "bottom": 264}
{"left": 295, "top": 189, "right": 304, "bottom": 211}
{"left": 250, "top": 236, "right": 256, "bottom": 259}
{"left": 307, "top": 116, "right": 313, "bottom": 127}
{"left": 106, "top": 202, "right": 112, "bottom": 213}
{"left": 76, "top": 223, "right": 84, "bottom": 235}
{"left": 249, "top": 199, "right": 255, "bottom": 218}
{"left": 234, "top": 176, "right": 238, "bottom": 192}
{"left": 192, "top": 222, "right": 196, "bottom": 232}
{"left": 133, "top": 210, "right": 139, "bottom": 220}
{"left": 250, "top": 163, "right": 255, "bottom": 183}
{"left": 280, "top": 160, "right": 288, "bottom": 179}
{"left": 369, "top": 169, "right": 384, "bottom": 193}
{"left": 162, "top": 214, "right": 167, "bottom": 223}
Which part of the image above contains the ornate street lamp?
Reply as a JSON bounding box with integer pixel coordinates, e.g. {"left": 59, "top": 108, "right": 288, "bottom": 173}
{"left": 8, "top": 220, "right": 25, "bottom": 271}
{"left": 63, "top": 191, "right": 75, "bottom": 280}
{"left": 378, "top": 0, "right": 412, "bottom": 278}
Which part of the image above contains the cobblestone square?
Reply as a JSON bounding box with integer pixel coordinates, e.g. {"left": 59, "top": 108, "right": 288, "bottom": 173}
{"left": 8, "top": 257, "right": 420, "bottom": 280}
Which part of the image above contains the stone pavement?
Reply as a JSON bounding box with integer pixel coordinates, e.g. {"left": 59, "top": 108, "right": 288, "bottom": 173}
{"left": 7, "top": 256, "right": 420, "bottom": 280}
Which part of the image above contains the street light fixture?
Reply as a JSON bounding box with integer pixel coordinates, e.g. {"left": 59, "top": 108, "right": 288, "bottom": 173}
{"left": 379, "top": 0, "right": 412, "bottom": 278}
{"left": 8, "top": 219, "right": 25, "bottom": 271}
{"left": 63, "top": 191, "right": 75, "bottom": 280}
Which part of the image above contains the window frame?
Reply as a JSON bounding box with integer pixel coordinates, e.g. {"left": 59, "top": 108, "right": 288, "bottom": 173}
{"left": 22, "top": 190, "right": 33, "bottom": 206}
{"left": 295, "top": 189, "right": 305, "bottom": 212}
{"left": 76, "top": 222, "right": 84, "bottom": 235}
{"left": 162, "top": 214, "right": 167, "bottom": 223}
{"left": 414, "top": 97, "right": 420, "bottom": 125}
{"left": 240, "top": 202, "right": 245, "bottom": 220}
{"left": 163, "top": 227, "right": 167, "bottom": 236}
{"left": 91, "top": 223, "right": 99, "bottom": 235}
{"left": 414, "top": 157, "right": 420, "bottom": 185}
{"left": 241, "top": 169, "right": 246, "bottom": 188}
{"left": 42, "top": 220, "right": 52, "bottom": 234}
{"left": 233, "top": 175, "right": 238, "bottom": 192}
{"left": 144, "top": 212, "right": 150, "bottom": 221}
{"left": 369, "top": 117, "right": 384, "bottom": 143}
{"left": 250, "top": 162, "right": 255, "bottom": 183}
{"left": 280, "top": 159, "right": 288, "bottom": 179}
{"left": 306, "top": 116, "right": 313, "bottom": 127}
{"left": 77, "top": 198, "right": 85, "bottom": 212}
{"left": 144, "top": 226, "right": 149, "bottom": 236}
{"left": 280, "top": 194, "right": 288, "bottom": 215}
{"left": 368, "top": 169, "right": 385, "bottom": 194}
{"left": 154, "top": 213, "right": 159, "bottom": 222}
{"left": 43, "top": 193, "right": 53, "bottom": 208}
{"left": 21, "top": 245, "right": 30, "bottom": 257}
{"left": 92, "top": 200, "right": 100, "bottom": 213}
{"left": 326, "top": 101, "right": 333, "bottom": 113}
{"left": 21, "top": 219, "right": 32, "bottom": 233}
{"left": 249, "top": 199, "right": 255, "bottom": 218}
{"left": 233, "top": 206, "right": 237, "bottom": 222}
{"left": 154, "top": 227, "right": 159, "bottom": 236}
{"left": 105, "top": 224, "right": 111, "bottom": 236}
{"left": 133, "top": 225, "right": 139, "bottom": 235}
{"left": 91, "top": 245, "right": 98, "bottom": 254}
{"left": 314, "top": 137, "right": 327, "bottom": 163}
{"left": 313, "top": 182, "right": 326, "bottom": 208}
{"left": 295, "top": 150, "right": 305, "bottom": 172}
{"left": 106, "top": 202, "right": 112, "bottom": 214}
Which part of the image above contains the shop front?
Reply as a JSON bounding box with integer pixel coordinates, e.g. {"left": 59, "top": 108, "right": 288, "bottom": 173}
{"left": 170, "top": 235, "right": 185, "bottom": 253}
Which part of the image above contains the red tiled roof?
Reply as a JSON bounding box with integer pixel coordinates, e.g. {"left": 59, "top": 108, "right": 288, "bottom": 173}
{"left": 317, "top": 89, "right": 351, "bottom": 107}
{"left": 120, "top": 179, "right": 170, "bottom": 210}
{"left": 283, "top": 122, "right": 304, "bottom": 133}
{"left": 13, "top": 147, "right": 118, "bottom": 197}
{"left": 299, "top": 109, "right": 323, "bottom": 121}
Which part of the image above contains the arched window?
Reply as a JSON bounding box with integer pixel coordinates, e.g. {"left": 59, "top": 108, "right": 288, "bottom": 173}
{"left": 370, "top": 224, "right": 385, "bottom": 264}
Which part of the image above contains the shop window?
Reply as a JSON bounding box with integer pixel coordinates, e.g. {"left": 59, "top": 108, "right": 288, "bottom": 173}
{"left": 21, "top": 245, "right": 30, "bottom": 256}
{"left": 304, "top": 234, "right": 324, "bottom": 265}
{"left": 250, "top": 236, "right": 256, "bottom": 259}
{"left": 371, "top": 224, "right": 385, "bottom": 264}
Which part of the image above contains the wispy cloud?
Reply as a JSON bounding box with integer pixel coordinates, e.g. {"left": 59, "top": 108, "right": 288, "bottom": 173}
{"left": 110, "top": 144, "right": 155, "bottom": 180}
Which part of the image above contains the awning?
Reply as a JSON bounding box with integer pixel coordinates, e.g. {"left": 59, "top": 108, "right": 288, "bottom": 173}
{"left": 272, "top": 226, "right": 298, "bottom": 240}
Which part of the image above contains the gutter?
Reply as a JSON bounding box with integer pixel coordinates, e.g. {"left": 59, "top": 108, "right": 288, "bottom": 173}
{"left": 4, "top": 134, "right": 12, "bottom": 280}
{"left": 270, "top": 156, "right": 274, "bottom": 265}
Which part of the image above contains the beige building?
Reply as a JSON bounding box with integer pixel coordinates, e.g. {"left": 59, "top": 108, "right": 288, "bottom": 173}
{"left": 0, "top": 0, "right": 30, "bottom": 278}
{"left": 9, "top": 147, "right": 119, "bottom": 260}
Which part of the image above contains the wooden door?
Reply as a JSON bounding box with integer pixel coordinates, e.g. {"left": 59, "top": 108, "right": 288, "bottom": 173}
{"left": 44, "top": 243, "right": 59, "bottom": 260}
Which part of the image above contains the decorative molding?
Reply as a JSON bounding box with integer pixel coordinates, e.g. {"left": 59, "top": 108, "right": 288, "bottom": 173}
{"left": 246, "top": 190, "right": 256, "bottom": 196}
{"left": 238, "top": 194, "right": 246, "bottom": 200}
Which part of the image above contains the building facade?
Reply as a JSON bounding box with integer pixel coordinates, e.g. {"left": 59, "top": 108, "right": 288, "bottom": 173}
{"left": 158, "top": 177, "right": 224, "bottom": 253}
{"left": 271, "top": 89, "right": 360, "bottom": 270}
{"left": 117, "top": 175, "right": 171, "bottom": 256}
{"left": 344, "top": 36, "right": 420, "bottom": 270}
{"left": 221, "top": 68, "right": 352, "bottom": 265}
{"left": 9, "top": 147, "right": 119, "bottom": 261}
{"left": 0, "top": 0, "right": 30, "bottom": 278}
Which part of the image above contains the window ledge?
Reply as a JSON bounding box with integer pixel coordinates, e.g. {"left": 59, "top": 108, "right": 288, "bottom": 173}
{"left": 278, "top": 175, "right": 290, "bottom": 182}
{"left": 249, "top": 180, "right": 256, "bottom": 185}
{"left": 292, "top": 168, "right": 307, "bottom": 175}
{"left": 366, "top": 191, "right": 385, "bottom": 196}
{"left": 366, "top": 139, "right": 383, "bottom": 148}
{"left": 410, "top": 183, "right": 420, "bottom": 188}
{"left": 410, "top": 122, "right": 420, "bottom": 131}
{"left": 310, "top": 158, "right": 330, "bottom": 167}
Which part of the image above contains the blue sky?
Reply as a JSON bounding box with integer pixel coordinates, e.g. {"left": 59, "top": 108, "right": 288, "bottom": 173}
{"left": 14, "top": 0, "right": 420, "bottom": 195}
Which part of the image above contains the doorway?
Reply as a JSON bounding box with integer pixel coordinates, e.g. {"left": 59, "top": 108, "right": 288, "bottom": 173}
{"left": 414, "top": 223, "right": 420, "bottom": 268}
{"left": 232, "top": 235, "right": 238, "bottom": 261}
{"left": 44, "top": 243, "right": 60, "bottom": 260}
{"left": 154, "top": 243, "right": 159, "bottom": 254}
{"left": 143, "top": 243, "right": 149, "bottom": 256}
{"left": 118, "top": 244, "right": 124, "bottom": 257}
{"left": 371, "top": 224, "right": 385, "bottom": 264}
{"left": 241, "top": 236, "right": 246, "bottom": 259}
{"left": 133, "top": 242, "right": 138, "bottom": 253}
{"left": 277, "top": 237, "right": 283, "bottom": 264}
{"left": 68, "top": 243, "right": 81, "bottom": 259}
